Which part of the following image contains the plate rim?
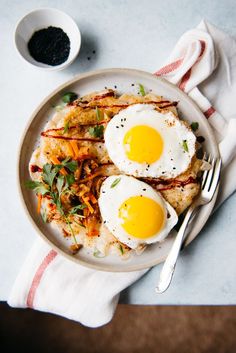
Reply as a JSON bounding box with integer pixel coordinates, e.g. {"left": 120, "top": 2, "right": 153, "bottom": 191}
{"left": 17, "top": 68, "right": 220, "bottom": 272}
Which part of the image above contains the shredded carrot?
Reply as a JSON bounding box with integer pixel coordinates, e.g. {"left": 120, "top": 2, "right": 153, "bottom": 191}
{"left": 82, "top": 196, "right": 94, "bottom": 214}
{"left": 78, "top": 171, "right": 101, "bottom": 183}
{"left": 50, "top": 156, "right": 67, "bottom": 175}
{"left": 70, "top": 140, "right": 80, "bottom": 159}
{"left": 67, "top": 142, "right": 75, "bottom": 158}
{"left": 89, "top": 192, "right": 97, "bottom": 204}
{"left": 37, "top": 194, "right": 42, "bottom": 214}
{"left": 88, "top": 229, "right": 99, "bottom": 237}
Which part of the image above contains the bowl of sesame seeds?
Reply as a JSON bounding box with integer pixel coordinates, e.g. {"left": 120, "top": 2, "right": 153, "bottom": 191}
{"left": 14, "top": 8, "right": 81, "bottom": 71}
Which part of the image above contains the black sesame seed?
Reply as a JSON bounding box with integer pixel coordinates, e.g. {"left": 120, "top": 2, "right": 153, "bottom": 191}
{"left": 124, "top": 118, "right": 126, "bottom": 121}
{"left": 142, "top": 188, "right": 146, "bottom": 191}
{"left": 116, "top": 126, "right": 119, "bottom": 128}
{"left": 87, "top": 57, "right": 91, "bottom": 60}
{"left": 92, "top": 50, "right": 96, "bottom": 54}
{"left": 131, "top": 83, "right": 134, "bottom": 86}
{"left": 121, "top": 124, "right": 124, "bottom": 127}
{"left": 28, "top": 26, "right": 70, "bottom": 66}
{"left": 173, "top": 167, "right": 176, "bottom": 170}
{"left": 102, "top": 191, "right": 105, "bottom": 193}
{"left": 114, "top": 85, "right": 117, "bottom": 88}
{"left": 104, "top": 86, "right": 107, "bottom": 89}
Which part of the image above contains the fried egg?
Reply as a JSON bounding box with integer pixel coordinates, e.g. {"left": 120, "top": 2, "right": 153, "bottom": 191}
{"left": 98, "top": 175, "right": 178, "bottom": 249}
{"left": 104, "top": 104, "right": 196, "bottom": 178}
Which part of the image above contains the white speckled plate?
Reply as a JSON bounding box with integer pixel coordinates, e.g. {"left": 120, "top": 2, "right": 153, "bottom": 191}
{"left": 18, "top": 68, "right": 219, "bottom": 272}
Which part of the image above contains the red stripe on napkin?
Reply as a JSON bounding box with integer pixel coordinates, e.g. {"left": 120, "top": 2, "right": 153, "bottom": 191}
{"left": 199, "top": 40, "right": 206, "bottom": 57}
{"left": 204, "top": 106, "right": 216, "bottom": 118}
{"left": 154, "top": 58, "right": 183, "bottom": 75}
{"left": 178, "top": 68, "right": 192, "bottom": 91}
{"left": 178, "top": 40, "right": 205, "bottom": 91}
{"left": 26, "top": 249, "right": 58, "bottom": 308}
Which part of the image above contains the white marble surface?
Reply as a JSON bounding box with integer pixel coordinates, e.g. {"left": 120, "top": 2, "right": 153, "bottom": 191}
{"left": 0, "top": 0, "right": 236, "bottom": 303}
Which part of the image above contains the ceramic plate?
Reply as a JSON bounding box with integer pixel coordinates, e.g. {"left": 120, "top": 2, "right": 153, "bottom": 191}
{"left": 18, "top": 68, "right": 219, "bottom": 272}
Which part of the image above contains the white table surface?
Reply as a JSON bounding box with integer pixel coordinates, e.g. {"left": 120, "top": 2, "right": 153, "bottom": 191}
{"left": 1, "top": 0, "right": 236, "bottom": 304}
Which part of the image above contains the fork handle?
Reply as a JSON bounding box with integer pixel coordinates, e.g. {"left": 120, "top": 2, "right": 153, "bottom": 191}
{"left": 155, "top": 204, "right": 196, "bottom": 293}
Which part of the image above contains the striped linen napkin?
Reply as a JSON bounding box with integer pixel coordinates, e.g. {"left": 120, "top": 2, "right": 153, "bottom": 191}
{"left": 8, "top": 20, "right": 236, "bottom": 327}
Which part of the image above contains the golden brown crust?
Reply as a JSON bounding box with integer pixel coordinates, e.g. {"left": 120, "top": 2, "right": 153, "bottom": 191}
{"left": 40, "top": 89, "right": 202, "bottom": 216}
{"left": 30, "top": 89, "right": 203, "bottom": 256}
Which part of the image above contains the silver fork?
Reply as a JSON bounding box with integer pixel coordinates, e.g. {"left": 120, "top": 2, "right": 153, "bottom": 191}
{"left": 155, "top": 155, "right": 222, "bottom": 294}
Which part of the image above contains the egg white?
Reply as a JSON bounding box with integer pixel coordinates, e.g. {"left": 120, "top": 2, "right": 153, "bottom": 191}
{"left": 98, "top": 175, "right": 178, "bottom": 249}
{"left": 104, "top": 104, "right": 196, "bottom": 179}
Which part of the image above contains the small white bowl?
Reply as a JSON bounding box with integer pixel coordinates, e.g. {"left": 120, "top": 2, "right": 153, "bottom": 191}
{"left": 14, "top": 8, "right": 81, "bottom": 71}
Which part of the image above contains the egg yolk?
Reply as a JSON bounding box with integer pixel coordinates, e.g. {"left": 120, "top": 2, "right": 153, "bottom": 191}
{"left": 123, "top": 125, "right": 163, "bottom": 164}
{"left": 118, "top": 196, "right": 165, "bottom": 239}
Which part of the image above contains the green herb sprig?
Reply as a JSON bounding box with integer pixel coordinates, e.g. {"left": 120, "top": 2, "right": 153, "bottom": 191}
{"left": 62, "top": 92, "right": 78, "bottom": 103}
{"left": 190, "top": 122, "right": 199, "bottom": 131}
{"left": 26, "top": 158, "right": 80, "bottom": 244}
{"left": 88, "top": 125, "right": 104, "bottom": 138}
{"left": 69, "top": 204, "right": 87, "bottom": 215}
{"left": 25, "top": 180, "right": 49, "bottom": 195}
